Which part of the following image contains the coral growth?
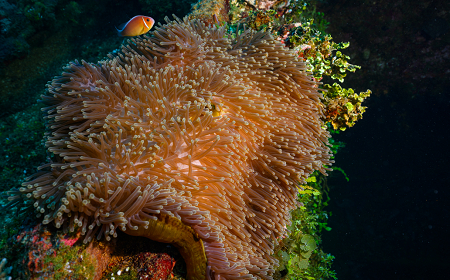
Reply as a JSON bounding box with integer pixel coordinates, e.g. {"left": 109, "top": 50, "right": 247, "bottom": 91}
{"left": 189, "top": 0, "right": 230, "bottom": 25}
{"left": 102, "top": 252, "right": 176, "bottom": 280}
{"left": 323, "top": 83, "right": 371, "bottom": 131}
{"left": 14, "top": 224, "right": 56, "bottom": 277}
{"left": 0, "top": 258, "right": 12, "bottom": 280}
{"left": 6, "top": 223, "right": 96, "bottom": 279}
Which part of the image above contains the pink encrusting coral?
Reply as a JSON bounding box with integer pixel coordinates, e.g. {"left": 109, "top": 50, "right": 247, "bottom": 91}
{"left": 7, "top": 17, "right": 332, "bottom": 279}
{"left": 60, "top": 236, "right": 79, "bottom": 247}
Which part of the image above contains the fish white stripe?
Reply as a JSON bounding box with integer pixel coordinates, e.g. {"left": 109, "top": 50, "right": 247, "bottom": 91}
{"left": 142, "top": 17, "right": 149, "bottom": 29}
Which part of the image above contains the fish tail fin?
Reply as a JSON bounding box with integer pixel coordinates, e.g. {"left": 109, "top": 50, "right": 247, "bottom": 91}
{"left": 115, "top": 26, "right": 123, "bottom": 36}
{"left": 115, "top": 22, "right": 127, "bottom": 36}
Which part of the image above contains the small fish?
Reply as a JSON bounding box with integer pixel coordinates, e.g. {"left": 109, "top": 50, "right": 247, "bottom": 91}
{"left": 213, "top": 14, "right": 219, "bottom": 25}
{"left": 212, "top": 14, "right": 225, "bottom": 27}
{"left": 116, "top": 15, "right": 155, "bottom": 37}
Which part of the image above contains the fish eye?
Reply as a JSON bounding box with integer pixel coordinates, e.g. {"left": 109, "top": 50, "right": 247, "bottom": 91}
{"left": 147, "top": 19, "right": 150, "bottom": 21}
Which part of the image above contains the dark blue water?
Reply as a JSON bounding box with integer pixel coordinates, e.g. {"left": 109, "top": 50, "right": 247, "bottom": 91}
{"left": 319, "top": 0, "right": 450, "bottom": 279}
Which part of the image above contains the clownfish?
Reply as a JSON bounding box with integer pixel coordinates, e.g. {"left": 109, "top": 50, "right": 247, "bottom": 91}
{"left": 116, "top": 15, "right": 155, "bottom": 37}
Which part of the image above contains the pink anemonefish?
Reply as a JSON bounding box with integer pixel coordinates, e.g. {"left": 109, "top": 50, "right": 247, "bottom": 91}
{"left": 116, "top": 15, "right": 155, "bottom": 37}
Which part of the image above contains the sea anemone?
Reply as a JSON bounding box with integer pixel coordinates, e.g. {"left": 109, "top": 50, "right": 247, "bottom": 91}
{"left": 7, "top": 17, "right": 332, "bottom": 279}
